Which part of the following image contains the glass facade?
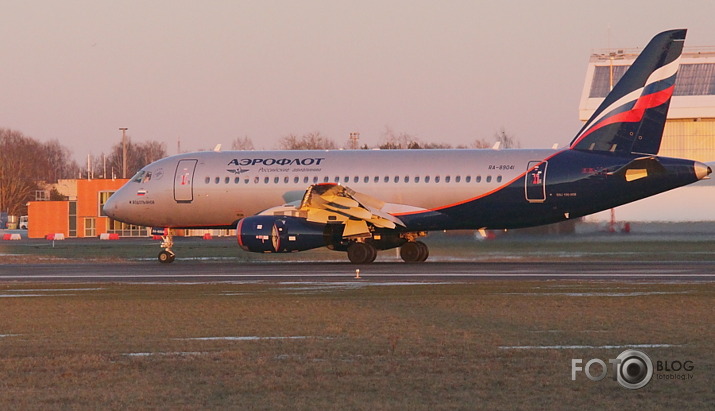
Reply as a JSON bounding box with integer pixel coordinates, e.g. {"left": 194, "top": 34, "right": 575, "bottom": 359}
{"left": 589, "top": 63, "right": 715, "bottom": 98}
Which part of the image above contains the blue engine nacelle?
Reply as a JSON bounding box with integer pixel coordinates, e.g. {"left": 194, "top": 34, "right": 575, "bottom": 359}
{"left": 237, "top": 215, "right": 328, "bottom": 253}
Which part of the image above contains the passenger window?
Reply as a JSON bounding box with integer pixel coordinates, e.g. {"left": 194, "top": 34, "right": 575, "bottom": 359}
{"left": 497, "top": 176, "right": 502, "bottom": 183}
{"left": 264, "top": 177, "right": 270, "bottom": 184}
{"left": 225, "top": 177, "right": 230, "bottom": 184}
{"left": 384, "top": 176, "right": 389, "bottom": 183}
{"left": 466, "top": 176, "right": 471, "bottom": 183}
{"left": 354, "top": 176, "right": 359, "bottom": 183}
{"left": 445, "top": 176, "right": 451, "bottom": 183}
{"left": 274, "top": 177, "right": 280, "bottom": 184}
{"left": 284, "top": 176, "right": 289, "bottom": 183}
{"left": 476, "top": 176, "right": 482, "bottom": 183}
{"left": 254, "top": 177, "right": 259, "bottom": 184}
{"left": 374, "top": 176, "right": 379, "bottom": 183}
{"left": 303, "top": 176, "right": 309, "bottom": 184}
{"left": 234, "top": 177, "right": 240, "bottom": 184}
{"left": 435, "top": 176, "right": 440, "bottom": 183}
{"left": 335, "top": 176, "right": 340, "bottom": 183}
{"left": 486, "top": 176, "right": 492, "bottom": 183}
{"left": 313, "top": 176, "right": 319, "bottom": 183}
{"left": 324, "top": 176, "right": 330, "bottom": 183}
{"left": 205, "top": 177, "right": 210, "bottom": 184}
{"left": 215, "top": 177, "right": 220, "bottom": 184}
{"left": 364, "top": 176, "right": 369, "bottom": 183}
{"left": 455, "top": 176, "right": 461, "bottom": 183}
{"left": 415, "top": 176, "right": 420, "bottom": 183}
{"left": 294, "top": 176, "right": 299, "bottom": 184}
{"left": 425, "top": 176, "right": 431, "bottom": 183}
{"left": 404, "top": 176, "right": 409, "bottom": 183}
{"left": 344, "top": 176, "right": 349, "bottom": 183}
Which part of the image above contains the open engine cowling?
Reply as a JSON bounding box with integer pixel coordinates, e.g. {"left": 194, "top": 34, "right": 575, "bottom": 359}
{"left": 237, "top": 215, "right": 328, "bottom": 253}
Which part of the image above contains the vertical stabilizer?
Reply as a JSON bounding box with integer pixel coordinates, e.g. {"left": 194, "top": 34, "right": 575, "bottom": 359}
{"left": 570, "top": 29, "right": 686, "bottom": 155}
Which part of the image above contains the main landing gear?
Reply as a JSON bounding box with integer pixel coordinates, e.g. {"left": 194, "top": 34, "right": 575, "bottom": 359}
{"left": 346, "top": 240, "right": 429, "bottom": 264}
{"left": 158, "top": 229, "right": 176, "bottom": 263}
{"left": 399, "top": 240, "right": 429, "bottom": 263}
{"left": 347, "top": 242, "right": 378, "bottom": 264}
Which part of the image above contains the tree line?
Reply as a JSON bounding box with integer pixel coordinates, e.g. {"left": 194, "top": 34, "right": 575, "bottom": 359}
{"left": 239, "top": 127, "right": 520, "bottom": 151}
{"left": 1, "top": 126, "right": 517, "bottom": 216}
{"left": 0, "top": 128, "right": 167, "bottom": 216}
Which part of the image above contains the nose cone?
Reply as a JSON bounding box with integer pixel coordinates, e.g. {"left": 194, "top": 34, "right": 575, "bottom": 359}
{"left": 103, "top": 188, "right": 128, "bottom": 222}
{"left": 694, "top": 161, "right": 712, "bottom": 180}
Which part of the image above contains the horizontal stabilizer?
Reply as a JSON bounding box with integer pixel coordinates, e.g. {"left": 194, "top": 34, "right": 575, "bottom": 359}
{"left": 607, "top": 156, "right": 666, "bottom": 181}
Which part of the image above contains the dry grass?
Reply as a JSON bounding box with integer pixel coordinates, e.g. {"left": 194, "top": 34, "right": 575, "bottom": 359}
{"left": 0, "top": 281, "right": 712, "bottom": 409}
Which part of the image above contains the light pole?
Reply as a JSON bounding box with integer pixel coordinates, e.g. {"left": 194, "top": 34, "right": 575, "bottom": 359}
{"left": 119, "top": 127, "right": 128, "bottom": 179}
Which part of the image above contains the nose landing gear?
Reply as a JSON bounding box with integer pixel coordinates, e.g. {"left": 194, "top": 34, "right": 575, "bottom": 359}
{"left": 158, "top": 228, "right": 176, "bottom": 263}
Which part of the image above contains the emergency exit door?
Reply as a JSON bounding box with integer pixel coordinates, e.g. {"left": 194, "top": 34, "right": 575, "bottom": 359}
{"left": 525, "top": 161, "right": 547, "bottom": 203}
{"left": 174, "top": 159, "right": 198, "bottom": 203}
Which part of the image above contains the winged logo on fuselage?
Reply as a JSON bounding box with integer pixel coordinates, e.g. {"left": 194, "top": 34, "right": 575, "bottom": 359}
{"left": 227, "top": 167, "right": 250, "bottom": 175}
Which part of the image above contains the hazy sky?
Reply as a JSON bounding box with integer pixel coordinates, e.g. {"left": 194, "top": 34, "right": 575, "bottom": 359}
{"left": 2, "top": 0, "right": 715, "bottom": 160}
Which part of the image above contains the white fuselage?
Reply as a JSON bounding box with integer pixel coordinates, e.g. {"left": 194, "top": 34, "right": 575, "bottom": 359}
{"left": 104, "top": 148, "right": 559, "bottom": 228}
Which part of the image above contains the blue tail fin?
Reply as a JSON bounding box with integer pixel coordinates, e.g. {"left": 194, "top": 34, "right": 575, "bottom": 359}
{"left": 570, "top": 29, "right": 686, "bottom": 155}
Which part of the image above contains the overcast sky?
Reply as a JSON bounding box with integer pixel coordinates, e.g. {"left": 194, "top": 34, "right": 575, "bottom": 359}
{"left": 2, "top": 0, "right": 715, "bottom": 160}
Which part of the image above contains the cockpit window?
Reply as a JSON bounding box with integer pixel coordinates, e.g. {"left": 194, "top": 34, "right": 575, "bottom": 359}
{"left": 131, "top": 170, "right": 152, "bottom": 183}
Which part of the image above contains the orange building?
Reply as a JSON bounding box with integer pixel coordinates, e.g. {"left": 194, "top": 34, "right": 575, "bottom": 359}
{"left": 27, "top": 179, "right": 136, "bottom": 239}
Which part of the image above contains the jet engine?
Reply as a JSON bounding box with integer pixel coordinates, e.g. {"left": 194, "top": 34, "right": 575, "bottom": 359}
{"left": 237, "top": 215, "right": 328, "bottom": 253}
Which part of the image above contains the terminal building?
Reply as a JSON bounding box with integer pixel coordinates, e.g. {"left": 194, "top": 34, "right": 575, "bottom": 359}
{"left": 579, "top": 46, "right": 715, "bottom": 162}
{"left": 27, "top": 178, "right": 144, "bottom": 239}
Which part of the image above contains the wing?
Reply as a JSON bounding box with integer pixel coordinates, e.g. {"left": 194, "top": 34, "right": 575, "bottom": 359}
{"left": 259, "top": 183, "right": 407, "bottom": 238}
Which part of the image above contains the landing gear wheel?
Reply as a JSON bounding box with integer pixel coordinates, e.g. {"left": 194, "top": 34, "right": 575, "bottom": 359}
{"left": 347, "top": 242, "right": 377, "bottom": 264}
{"left": 400, "top": 241, "right": 429, "bottom": 263}
{"left": 158, "top": 228, "right": 176, "bottom": 263}
{"left": 158, "top": 250, "right": 175, "bottom": 264}
{"left": 415, "top": 241, "right": 429, "bottom": 262}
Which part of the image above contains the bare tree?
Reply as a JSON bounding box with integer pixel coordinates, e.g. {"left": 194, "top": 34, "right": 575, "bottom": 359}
{"left": 494, "top": 127, "right": 521, "bottom": 149}
{"left": 103, "top": 137, "right": 168, "bottom": 178}
{"left": 40, "top": 139, "right": 81, "bottom": 182}
{"left": 421, "top": 141, "right": 453, "bottom": 149}
{"left": 0, "top": 129, "right": 78, "bottom": 215}
{"left": 471, "top": 138, "right": 492, "bottom": 148}
{"left": 231, "top": 136, "right": 255, "bottom": 151}
{"left": 0, "top": 129, "right": 36, "bottom": 215}
{"left": 379, "top": 126, "right": 451, "bottom": 149}
{"left": 278, "top": 132, "right": 336, "bottom": 150}
{"left": 379, "top": 126, "right": 420, "bottom": 149}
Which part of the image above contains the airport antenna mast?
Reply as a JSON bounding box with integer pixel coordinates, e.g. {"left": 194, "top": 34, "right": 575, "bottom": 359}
{"left": 119, "top": 127, "right": 128, "bottom": 179}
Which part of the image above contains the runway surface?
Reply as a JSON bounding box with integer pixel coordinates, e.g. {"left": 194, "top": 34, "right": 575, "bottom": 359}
{"left": 0, "top": 260, "right": 714, "bottom": 282}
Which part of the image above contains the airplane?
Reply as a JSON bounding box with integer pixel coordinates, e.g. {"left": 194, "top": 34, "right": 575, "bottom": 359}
{"left": 103, "top": 29, "right": 711, "bottom": 264}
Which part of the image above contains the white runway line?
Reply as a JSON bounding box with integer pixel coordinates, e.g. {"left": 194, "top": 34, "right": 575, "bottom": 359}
{"left": 498, "top": 343, "right": 681, "bottom": 350}
{"left": 0, "top": 273, "right": 714, "bottom": 280}
{"left": 179, "top": 336, "right": 326, "bottom": 341}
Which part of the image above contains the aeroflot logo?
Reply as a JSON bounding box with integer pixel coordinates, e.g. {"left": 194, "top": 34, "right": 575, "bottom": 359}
{"left": 228, "top": 157, "right": 326, "bottom": 167}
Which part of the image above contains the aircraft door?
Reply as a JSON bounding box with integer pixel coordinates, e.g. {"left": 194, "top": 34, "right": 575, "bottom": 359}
{"left": 174, "top": 159, "right": 198, "bottom": 203}
{"left": 525, "top": 161, "right": 547, "bottom": 203}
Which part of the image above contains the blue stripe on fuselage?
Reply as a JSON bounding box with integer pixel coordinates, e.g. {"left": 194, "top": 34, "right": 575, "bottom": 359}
{"left": 398, "top": 150, "right": 699, "bottom": 231}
